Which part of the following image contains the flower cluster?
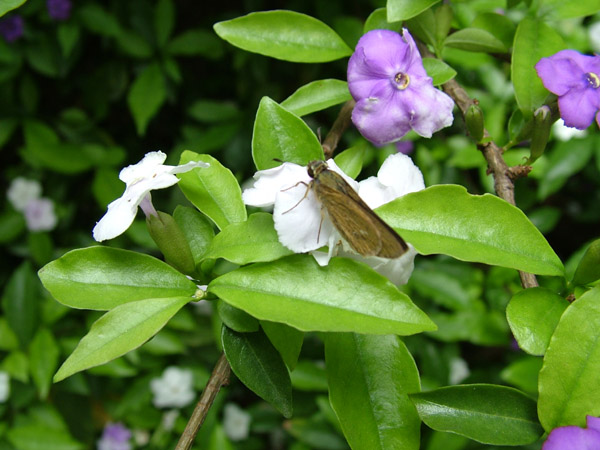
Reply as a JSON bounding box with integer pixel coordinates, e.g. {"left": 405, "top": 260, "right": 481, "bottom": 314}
{"left": 243, "top": 153, "right": 424, "bottom": 285}
{"left": 347, "top": 29, "right": 454, "bottom": 145}
{"left": 6, "top": 177, "right": 58, "bottom": 232}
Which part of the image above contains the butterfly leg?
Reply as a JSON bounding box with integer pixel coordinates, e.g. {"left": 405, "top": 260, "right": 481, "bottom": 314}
{"left": 281, "top": 181, "right": 312, "bottom": 214}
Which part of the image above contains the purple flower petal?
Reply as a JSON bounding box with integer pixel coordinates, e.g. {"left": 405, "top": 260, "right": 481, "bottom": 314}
{"left": 543, "top": 425, "right": 600, "bottom": 450}
{"left": 558, "top": 87, "right": 598, "bottom": 129}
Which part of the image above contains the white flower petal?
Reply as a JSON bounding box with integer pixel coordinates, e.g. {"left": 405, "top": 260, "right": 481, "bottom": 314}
{"left": 23, "top": 197, "right": 58, "bottom": 232}
{"left": 242, "top": 163, "right": 308, "bottom": 207}
{"left": 0, "top": 371, "right": 9, "bottom": 403}
{"left": 223, "top": 403, "right": 251, "bottom": 441}
{"left": 119, "top": 151, "right": 168, "bottom": 183}
{"left": 150, "top": 366, "right": 195, "bottom": 409}
{"left": 7, "top": 177, "right": 42, "bottom": 212}
{"left": 340, "top": 244, "right": 417, "bottom": 285}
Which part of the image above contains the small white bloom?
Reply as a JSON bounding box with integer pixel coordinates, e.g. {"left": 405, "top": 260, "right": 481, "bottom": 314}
{"left": 449, "top": 357, "right": 470, "bottom": 385}
{"left": 161, "top": 409, "right": 179, "bottom": 431}
{"left": 131, "top": 429, "right": 150, "bottom": 447}
{"left": 223, "top": 403, "right": 251, "bottom": 441}
{"left": 242, "top": 153, "right": 425, "bottom": 284}
{"left": 589, "top": 21, "right": 600, "bottom": 53}
{"left": 150, "top": 366, "right": 195, "bottom": 408}
{"left": 23, "top": 197, "right": 58, "bottom": 232}
{"left": 0, "top": 371, "right": 9, "bottom": 402}
{"left": 92, "top": 151, "right": 209, "bottom": 242}
{"left": 552, "top": 118, "right": 587, "bottom": 141}
{"left": 7, "top": 177, "right": 42, "bottom": 212}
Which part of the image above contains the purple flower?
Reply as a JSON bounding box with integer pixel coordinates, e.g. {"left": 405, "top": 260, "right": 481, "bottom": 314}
{"left": 395, "top": 140, "right": 414, "bottom": 154}
{"left": 543, "top": 416, "right": 600, "bottom": 450}
{"left": 0, "top": 15, "right": 24, "bottom": 42}
{"left": 347, "top": 29, "right": 454, "bottom": 146}
{"left": 47, "top": 0, "right": 72, "bottom": 21}
{"left": 97, "top": 423, "right": 132, "bottom": 450}
{"left": 535, "top": 50, "right": 600, "bottom": 130}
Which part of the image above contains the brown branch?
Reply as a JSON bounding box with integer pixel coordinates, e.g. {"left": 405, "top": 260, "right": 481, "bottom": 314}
{"left": 322, "top": 99, "right": 356, "bottom": 159}
{"left": 175, "top": 353, "right": 231, "bottom": 450}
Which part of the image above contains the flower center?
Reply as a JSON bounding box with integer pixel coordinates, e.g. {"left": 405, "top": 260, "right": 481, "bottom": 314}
{"left": 393, "top": 72, "right": 410, "bottom": 90}
{"left": 586, "top": 72, "right": 600, "bottom": 88}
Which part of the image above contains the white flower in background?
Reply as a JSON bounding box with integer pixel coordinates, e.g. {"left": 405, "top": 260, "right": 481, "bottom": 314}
{"left": 449, "top": 357, "right": 470, "bottom": 385}
{"left": 160, "top": 409, "right": 179, "bottom": 431}
{"left": 589, "top": 21, "right": 600, "bottom": 53}
{"left": 552, "top": 118, "right": 588, "bottom": 142}
{"left": 92, "top": 151, "right": 209, "bottom": 242}
{"left": 7, "top": 177, "right": 42, "bottom": 212}
{"left": 0, "top": 371, "right": 9, "bottom": 402}
{"left": 223, "top": 403, "right": 251, "bottom": 441}
{"left": 243, "top": 153, "right": 425, "bottom": 284}
{"left": 150, "top": 366, "right": 195, "bottom": 408}
{"left": 24, "top": 197, "right": 58, "bottom": 232}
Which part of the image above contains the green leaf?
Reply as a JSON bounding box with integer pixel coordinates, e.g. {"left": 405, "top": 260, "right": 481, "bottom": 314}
{"left": 217, "top": 300, "right": 259, "bottom": 332}
{"left": 506, "top": 287, "right": 568, "bottom": 356}
{"left": 0, "top": 318, "right": 19, "bottom": 351}
{"left": 187, "top": 100, "right": 239, "bottom": 123}
{"left": 38, "top": 247, "right": 197, "bottom": 310}
{"left": 0, "top": 0, "right": 27, "bottom": 17}
{"left": 2, "top": 262, "right": 40, "bottom": 348}
{"left": 377, "top": 185, "right": 564, "bottom": 276}
{"left": 538, "top": 285, "right": 600, "bottom": 431}
{"left": 167, "top": 29, "right": 224, "bottom": 59}
{"left": 213, "top": 11, "right": 352, "bottom": 63}
{"left": 422, "top": 58, "right": 456, "bottom": 85}
{"left": 326, "top": 334, "right": 421, "bottom": 450}
{"left": 54, "top": 297, "right": 190, "bottom": 382}
{"left": 572, "top": 239, "right": 600, "bottom": 285}
{"left": 173, "top": 206, "right": 215, "bottom": 266}
{"left": 512, "top": 18, "right": 564, "bottom": 114}
{"left": 127, "top": 63, "right": 166, "bottom": 136}
{"left": 364, "top": 8, "right": 402, "bottom": 33}
{"left": 280, "top": 79, "right": 351, "bottom": 117}
{"left": 472, "top": 12, "right": 516, "bottom": 50}
{"left": 178, "top": 151, "right": 247, "bottom": 230}
{"left": 78, "top": 3, "right": 122, "bottom": 37}
{"left": 261, "top": 321, "right": 304, "bottom": 370}
{"left": 29, "top": 328, "right": 60, "bottom": 399}
{"left": 387, "top": 0, "right": 441, "bottom": 21}
{"left": 444, "top": 28, "right": 507, "bottom": 53}
{"left": 539, "top": 0, "right": 600, "bottom": 19}
{"left": 500, "top": 356, "right": 543, "bottom": 396}
{"left": 7, "top": 425, "right": 84, "bottom": 450}
{"left": 290, "top": 360, "right": 328, "bottom": 391}
{"left": 252, "top": 96, "right": 324, "bottom": 170}
{"left": 333, "top": 143, "right": 366, "bottom": 179}
{"left": 154, "top": 0, "right": 174, "bottom": 47}
{"left": 115, "top": 30, "right": 153, "bottom": 59}
{"left": 209, "top": 255, "right": 436, "bottom": 335}
{"left": 205, "top": 213, "right": 293, "bottom": 264}
{"left": 222, "top": 326, "right": 292, "bottom": 417}
{"left": 0, "top": 210, "right": 25, "bottom": 244}
{"left": 410, "top": 384, "right": 543, "bottom": 445}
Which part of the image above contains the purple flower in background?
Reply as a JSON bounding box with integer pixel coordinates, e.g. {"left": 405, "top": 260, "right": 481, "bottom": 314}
{"left": 395, "top": 140, "right": 414, "bottom": 154}
{"left": 347, "top": 29, "right": 454, "bottom": 146}
{"left": 0, "top": 15, "right": 24, "bottom": 42}
{"left": 542, "top": 416, "right": 600, "bottom": 450}
{"left": 97, "top": 423, "right": 132, "bottom": 450}
{"left": 47, "top": 0, "right": 72, "bottom": 21}
{"left": 536, "top": 50, "right": 600, "bottom": 130}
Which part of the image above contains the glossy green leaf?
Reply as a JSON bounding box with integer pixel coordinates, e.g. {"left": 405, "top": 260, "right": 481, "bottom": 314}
{"left": 326, "top": 334, "right": 421, "bottom": 450}
{"left": 444, "top": 28, "right": 506, "bottom": 53}
{"left": 428, "top": 309, "right": 509, "bottom": 345}
{"left": 205, "top": 213, "right": 293, "bottom": 264}
{"left": 7, "top": 425, "right": 84, "bottom": 450}
{"left": 281, "top": 79, "right": 351, "bottom": 117}
{"left": 290, "top": 360, "right": 328, "bottom": 391}
{"left": 38, "top": 247, "right": 197, "bottom": 310}
{"left": 512, "top": 18, "right": 564, "bottom": 114}
{"left": 217, "top": 300, "right": 259, "bottom": 332}
{"left": 405, "top": 8, "right": 437, "bottom": 48}
{"left": 127, "top": 63, "right": 166, "bottom": 136}
{"left": 364, "top": 8, "right": 402, "bottom": 33}
{"left": 500, "top": 356, "right": 543, "bottom": 396}
{"left": 572, "top": 239, "right": 600, "bottom": 285}
{"left": 167, "top": 29, "right": 224, "bottom": 59}
{"left": 333, "top": 143, "right": 366, "bottom": 179}
{"left": 539, "top": 0, "right": 600, "bottom": 19}
{"left": 506, "top": 287, "right": 568, "bottom": 356}
{"left": 2, "top": 262, "right": 40, "bottom": 348}
{"left": 173, "top": 206, "right": 215, "bottom": 266}
{"left": 538, "top": 285, "right": 600, "bottom": 430}
{"left": 252, "top": 96, "right": 324, "bottom": 170}
{"left": 472, "top": 12, "right": 516, "bottom": 49}
{"left": 423, "top": 58, "right": 456, "bottom": 85}
{"left": 261, "top": 321, "right": 304, "bottom": 370}
{"left": 209, "top": 255, "right": 436, "bottom": 335}
{"left": 54, "top": 297, "right": 190, "bottom": 381}
{"left": 178, "top": 151, "right": 247, "bottom": 230}
{"left": 29, "top": 328, "right": 60, "bottom": 399}
{"left": 377, "top": 185, "right": 564, "bottom": 276}
{"left": 411, "top": 384, "right": 543, "bottom": 445}
{"left": 387, "top": 0, "right": 441, "bottom": 21}
{"left": 214, "top": 11, "right": 352, "bottom": 63}
{"left": 222, "top": 326, "right": 292, "bottom": 417}
{"left": 0, "top": 0, "right": 27, "bottom": 17}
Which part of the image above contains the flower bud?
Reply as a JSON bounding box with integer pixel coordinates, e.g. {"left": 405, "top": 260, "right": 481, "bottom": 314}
{"left": 528, "top": 105, "right": 552, "bottom": 164}
{"left": 147, "top": 211, "right": 196, "bottom": 275}
{"left": 465, "top": 103, "right": 484, "bottom": 142}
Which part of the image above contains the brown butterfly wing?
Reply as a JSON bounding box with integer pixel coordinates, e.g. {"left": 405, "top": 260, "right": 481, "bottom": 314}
{"left": 312, "top": 170, "right": 408, "bottom": 258}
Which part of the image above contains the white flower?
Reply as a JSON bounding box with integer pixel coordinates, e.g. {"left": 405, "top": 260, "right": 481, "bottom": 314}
{"left": 92, "top": 151, "right": 209, "bottom": 242}
{"left": 223, "top": 403, "right": 251, "bottom": 441}
{"left": 150, "top": 366, "right": 195, "bottom": 408}
{"left": 449, "top": 357, "right": 470, "bottom": 385}
{"left": 161, "top": 409, "right": 179, "bottom": 431}
{"left": 242, "top": 153, "right": 425, "bottom": 284}
{"left": 552, "top": 118, "right": 587, "bottom": 141}
{"left": 589, "top": 21, "right": 600, "bottom": 53}
{"left": 7, "top": 177, "right": 42, "bottom": 212}
{"left": 0, "top": 371, "right": 9, "bottom": 402}
{"left": 24, "top": 197, "right": 58, "bottom": 232}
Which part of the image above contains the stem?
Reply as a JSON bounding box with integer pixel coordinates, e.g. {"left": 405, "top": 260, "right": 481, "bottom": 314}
{"left": 175, "top": 353, "right": 231, "bottom": 450}
{"left": 322, "top": 99, "right": 355, "bottom": 159}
